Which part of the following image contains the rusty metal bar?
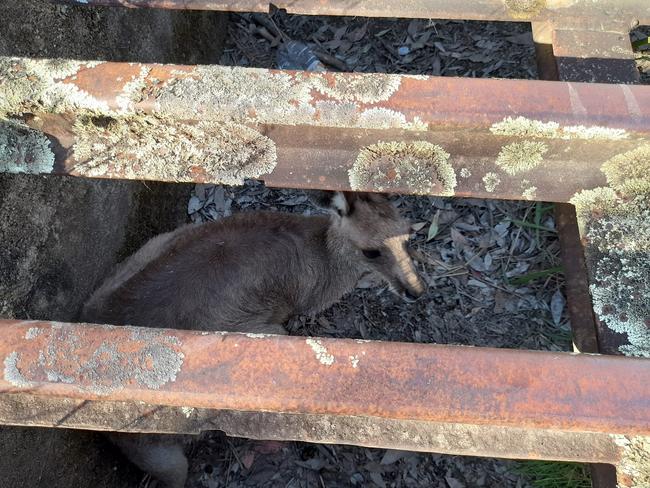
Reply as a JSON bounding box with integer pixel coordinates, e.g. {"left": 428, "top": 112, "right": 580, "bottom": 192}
{"left": 51, "top": 0, "right": 650, "bottom": 26}
{"left": 1, "top": 320, "right": 649, "bottom": 436}
{"left": 2, "top": 58, "right": 650, "bottom": 202}
{"left": 554, "top": 203, "right": 600, "bottom": 354}
{"left": 539, "top": 23, "right": 648, "bottom": 488}
{"left": 0, "top": 394, "right": 631, "bottom": 465}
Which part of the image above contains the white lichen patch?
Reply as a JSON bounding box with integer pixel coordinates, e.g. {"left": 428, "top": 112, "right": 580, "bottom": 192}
{"left": 459, "top": 167, "right": 471, "bottom": 178}
{"left": 601, "top": 145, "right": 650, "bottom": 196}
{"left": 156, "top": 66, "right": 315, "bottom": 126}
{"left": 358, "top": 108, "right": 428, "bottom": 131}
{"left": 482, "top": 172, "right": 501, "bottom": 193}
{"left": 305, "top": 338, "right": 335, "bottom": 366}
{"left": 314, "top": 101, "right": 427, "bottom": 131}
{"left": 570, "top": 150, "right": 650, "bottom": 357}
{"left": 245, "top": 333, "right": 273, "bottom": 339}
{"left": 349, "top": 141, "right": 456, "bottom": 196}
{"left": 0, "top": 119, "right": 55, "bottom": 175}
{"left": 570, "top": 187, "right": 619, "bottom": 222}
{"left": 358, "top": 108, "right": 410, "bottom": 130}
{"left": 491, "top": 117, "right": 559, "bottom": 138}
{"left": 504, "top": 0, "right": 546, "bottom": 19}
{"left": 522, "top": 186, "right": 537, "bottom": 200}
{"left": 490, "top": 116, "right": 628, "bottom": 141}
{"left": 561, "top": 125, "right": 628, "bottom": 141}
{"left": 157, "top": 66, "right": 418, "bottom": 129}
{"left": 582, "top": 195, "right": 650, "bottom": 358}
{"left": 34, "top": 327, "right": 185, "bottom": 395}
{"left": 72, "top": 116, "right": 277, "bottom": 185}
{"left": 115, "top": 65, "right": 151, "bottom": 113}
{"left": 181, "top": 406, "right": 195, "bottom": 418}
{"left": 0, "top": 58, "right": 110, "bottom": 116}
{"left": 3, "top": 352, "right": 33, "bottom": 388}
{"left": 612, "top": 435, "right": 650, "bottom": 487}
{"left": 312, "top": 72, "right": 401, "bottom": 104}
{"left": 495, "top": 140, "right": 548, "bottom": 175}
{"left": 349, "top": 355, "right": 360, "bottom": 368}
{"left": 25, "top": 327, "right": 42, "bottom": 340}
{"left": 316, "top": 101, "right": 359, "bottom": 126}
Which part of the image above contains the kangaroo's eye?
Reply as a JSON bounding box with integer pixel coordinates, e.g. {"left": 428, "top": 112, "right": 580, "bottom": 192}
{"left": 362, "top": 249, "right": 382, "bottom": 259}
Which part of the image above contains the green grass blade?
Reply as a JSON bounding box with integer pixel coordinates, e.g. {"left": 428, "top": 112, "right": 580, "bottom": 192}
{"left": 508, "top": 266, "right": 564, "bottom": 285}
{"left": 632, "top": 37, "right": 649, "bottom": 50}
{"left": 509, "top": 218, "right": 556, "bottom": 233}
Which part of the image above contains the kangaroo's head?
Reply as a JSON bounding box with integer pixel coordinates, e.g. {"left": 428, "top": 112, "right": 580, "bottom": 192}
{"left": 310, "top": 191, "right": 426, "bottom": 301}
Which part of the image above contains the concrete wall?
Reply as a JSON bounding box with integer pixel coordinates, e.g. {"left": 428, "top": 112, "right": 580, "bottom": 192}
{"left": 0, "top": 1, "right": 227, "bottom": 485}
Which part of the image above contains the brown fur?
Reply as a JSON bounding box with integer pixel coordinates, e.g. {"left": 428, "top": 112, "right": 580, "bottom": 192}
{"left": 81, "top": 191, "right": 424, "bottom": 487}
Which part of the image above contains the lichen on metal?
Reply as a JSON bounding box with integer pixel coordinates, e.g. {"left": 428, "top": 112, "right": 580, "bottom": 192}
{"left": 357, "top": 108, "right": 428, "bottom": 131}
{"left": 24, "top": 327, "right": 42, "bottom": 340}
{"left": 612, "top": 435, "right": 650, "bottom": 488}
{"left": 349, "top": 141, "right": 456, "bottom": 195}
{"left": 482, "top": 172, "right": 501, "bottom": 193}
{"left": 349, "top": 355, "right": 360, "bottom": 368}
{"left": 491, "top": 117, "right": 559, "bottom": 138}
{"left": 522, "top": 185, "right": 537, "bottom": 200}
{"left": 154, "top": 66, "right": 424, "bottom": 131}
{"left": 3, "top": 352, "right": 32, "bottom": 388}
{"left": 4, "top": 324, "right": 185, "bottom": 395}
{"left": 155, "top": 66, "right": 315, "bottom": 126}
{"left": 490, "top": 116, "right": 628, "bottom": 141}
{"left": 504, "top": 0, "right": 546, "bottom": 19}
{"left": 601, "top": 145, "right": 650, "bottom": 196}
{"left": 311, "top": 72, "right": 401, "bottom": 104}
{"left": 305, "top": 338, "right": 335, "bottom": 366}
{"left": 0, "top": 58, "right": 109, "bottom": 116}
{"left": 495, "top": 141, "right": 548, "bottom": 175}
{"left": 71, "top": 115, "right": 277, "bottom": 184}
{"left": 570, "top": 146, "right": 650, "bottom": 358}
{"left": 0, "top": 119, "right": 55, "bottom": 174}
{"left": 115, "top": 65, "right": 151, "bottom": 113}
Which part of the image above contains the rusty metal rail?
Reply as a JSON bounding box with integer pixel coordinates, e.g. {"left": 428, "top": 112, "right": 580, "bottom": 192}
{"left": 2, "top": 58, "right": 649, "bottom": 202}
{"left": 0, "top": 319, "right": 648, "bottom": 465}
{"left": 53, "top": 0, "right": 650, "bottom": 26}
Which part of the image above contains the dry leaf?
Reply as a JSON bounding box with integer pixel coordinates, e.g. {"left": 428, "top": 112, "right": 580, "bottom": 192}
{"left": 550, "top": 289, "right": 565, "bottom": 325}
{"left": 380, "top": 449, "right": 408, "bottom": 465}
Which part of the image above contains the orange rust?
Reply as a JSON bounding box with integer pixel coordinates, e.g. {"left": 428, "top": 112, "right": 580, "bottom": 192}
{"left": 69, "top": 63, "right": 144, "bottom": 110}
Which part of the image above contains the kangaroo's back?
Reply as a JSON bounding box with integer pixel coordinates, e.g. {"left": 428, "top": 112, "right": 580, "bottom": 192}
{"left": 81, "top": 211, "right": 332, "bottom": 333}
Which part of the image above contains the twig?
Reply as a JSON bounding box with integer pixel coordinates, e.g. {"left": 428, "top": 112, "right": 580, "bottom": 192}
{"left": 312, "top": 49, "right": 349, "bottom": 71}
{"left": 255, "top": 26, "right": 276, "bottom": 43}
{"left": 251, "top": 12, "right": 283, "bottom": 39}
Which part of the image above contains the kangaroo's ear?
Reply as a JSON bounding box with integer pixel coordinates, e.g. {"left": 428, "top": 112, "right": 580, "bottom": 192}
{"left": 305, "top": 190, "right": 353, "bottom": 217}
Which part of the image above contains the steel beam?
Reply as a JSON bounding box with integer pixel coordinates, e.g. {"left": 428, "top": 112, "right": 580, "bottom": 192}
{"left": 0, "top": 319, "right": 647, "bottom": 473}
{"left": 50, "top": 0, "right": 650, "bottom": 26}
{"left": 2, "top": 58, "right": 649, "bottom": 203}
{"left": 1, "top": 320, "right": 649, "bottom": 435}
{"left": 0, "top": 394, "right": 634, "bottom": 466}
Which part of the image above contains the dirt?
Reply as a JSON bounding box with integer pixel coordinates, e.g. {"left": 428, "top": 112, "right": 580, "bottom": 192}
{"left": 0, "top": 0, "right": 226, "bottom": 64}
{"left": 0, "top": 1, "right": 223, "bottom": 486}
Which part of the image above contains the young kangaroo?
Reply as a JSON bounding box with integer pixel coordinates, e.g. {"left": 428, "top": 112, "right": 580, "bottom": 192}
{"left": 81, "top": 190, "right": 425, "bottom": 487}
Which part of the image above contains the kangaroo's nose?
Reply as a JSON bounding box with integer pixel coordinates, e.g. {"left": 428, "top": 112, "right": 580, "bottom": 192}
{"left": 402, "top": 289, "right": 421, "bottom": 302}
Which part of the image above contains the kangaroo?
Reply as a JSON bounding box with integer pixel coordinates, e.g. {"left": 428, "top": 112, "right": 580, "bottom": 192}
{"left": 81, "top": 190, "right": 425, "bottom": 487}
